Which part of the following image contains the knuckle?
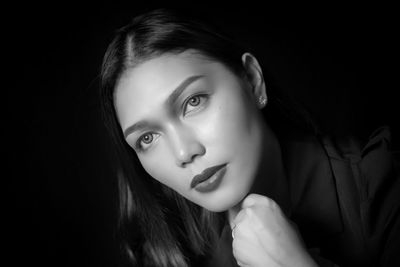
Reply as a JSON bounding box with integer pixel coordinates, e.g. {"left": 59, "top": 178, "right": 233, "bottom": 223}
{"left": 234, "top": 209, "right": 247, "bottom": 224}
{"left": 244, "top": 194, "right": 280, "bottom": 210}
{"left": 244, "top": 207, "right": 253, "bottom": 216}
{"left": 263, "top": 196, "right": 275, "bottom": 206}
{"left": 235, "top": 222, "right": 244, "bottom": 233}
{"left": 232, "top": 218, "right": 240, "bottom": 227}
{"left": 242, "top": 194, "right": 256, "bottom": 206}
{"left": 263, "top": 197, "right": 279, "bottom": 210}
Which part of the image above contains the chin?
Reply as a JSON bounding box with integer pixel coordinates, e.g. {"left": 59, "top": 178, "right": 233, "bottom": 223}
{"left": 201, "top": 190, "right": 247, "bottom": 212}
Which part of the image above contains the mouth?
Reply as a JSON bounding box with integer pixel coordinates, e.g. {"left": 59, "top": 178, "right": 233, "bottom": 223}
{"left": 190, "top": 163, "right": 227, "bottom": 192}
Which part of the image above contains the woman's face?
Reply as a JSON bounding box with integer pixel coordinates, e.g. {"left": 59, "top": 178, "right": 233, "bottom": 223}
{"left": 115, "top": 51, "right": 269, "bottom": 212}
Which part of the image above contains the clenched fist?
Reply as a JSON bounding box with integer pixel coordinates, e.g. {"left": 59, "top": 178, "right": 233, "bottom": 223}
{"left": 230, "top": 194, "right": 318, "bottom": 267}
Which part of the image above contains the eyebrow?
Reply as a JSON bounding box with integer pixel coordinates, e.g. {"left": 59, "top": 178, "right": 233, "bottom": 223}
{"left": 123, "top": 75, "right": 204, "bottom": 139}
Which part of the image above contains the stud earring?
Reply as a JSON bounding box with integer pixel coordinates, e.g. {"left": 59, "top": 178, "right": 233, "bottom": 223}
{"left": 259, "top": 95, "right": 267, "bottom": 107}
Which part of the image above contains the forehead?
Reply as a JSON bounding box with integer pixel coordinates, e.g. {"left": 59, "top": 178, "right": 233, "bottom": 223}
{"left": 116, "top": 51, "right": 211, "bottom": 98}
{"left": 114, "top": 51, "right": 232, "bottom": 128}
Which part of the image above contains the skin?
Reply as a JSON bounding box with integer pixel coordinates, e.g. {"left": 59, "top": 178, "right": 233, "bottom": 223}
{"left": 231, "top": 194, "right": 318, "bottom": 267}
{"left": 114, "top": 50, "right": 317, "bottom": 267}
{"left": 115, "top": 50, "right": 271, "bottom": 212}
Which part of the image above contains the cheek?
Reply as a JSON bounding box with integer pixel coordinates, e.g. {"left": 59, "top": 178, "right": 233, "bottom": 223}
{"left": 203, "top": 93, "right": 254, "bottom": 151}
{"left": 138, "top": 147, "right": 178, "bottom": 187}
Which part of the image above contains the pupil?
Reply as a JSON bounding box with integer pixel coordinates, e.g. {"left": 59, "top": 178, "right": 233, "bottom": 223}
{"left": 190, "top": 97, "right": 199, "bottom": 105}
{"left": 143, "top": 134, "right": 152, "bottom": 144}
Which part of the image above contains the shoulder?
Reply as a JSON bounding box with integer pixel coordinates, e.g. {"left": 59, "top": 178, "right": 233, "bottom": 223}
{"left": 321, "top": 126, "right": 400, "bottom": 266}
{"left": 321, "top": 126, "right": 399, "bottom": 206}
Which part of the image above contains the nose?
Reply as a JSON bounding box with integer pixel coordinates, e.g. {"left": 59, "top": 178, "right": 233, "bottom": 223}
{"left": 168, "top": 125, "right": 206, "bottom": 167}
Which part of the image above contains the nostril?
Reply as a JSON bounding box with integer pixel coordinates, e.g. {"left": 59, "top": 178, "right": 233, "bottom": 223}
{"left": 176, "top": 157, "right": 188, "bottom": 168}
{"left": 172, "top": 133, "right": 206, "bottom": 167}
{"left": 176, "top": 152, "right": 192, "bottom": 167}
{"left": 176, "top": 149, "right": 203, "bottom": 168}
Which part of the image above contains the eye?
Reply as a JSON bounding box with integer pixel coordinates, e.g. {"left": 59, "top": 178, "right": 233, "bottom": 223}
{"left": 183, "top": 94, "right": 208, "bottom": 115}
{"left": 188, "top": 96, "right": 201, "bottom": 106}
{"left": 135, "top": 132, "right": 158, "bottom": 151}
{"left": 141, "top": 133, "right": 153, "bottom": 144}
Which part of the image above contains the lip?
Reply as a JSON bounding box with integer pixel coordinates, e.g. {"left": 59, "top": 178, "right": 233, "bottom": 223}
{"left": 190, "top": 164, "right": 227, "bottom": 192}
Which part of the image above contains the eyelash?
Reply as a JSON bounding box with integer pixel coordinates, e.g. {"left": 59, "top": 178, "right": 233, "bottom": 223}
{"left": 135, "top": 132, "right": 157, "bottom": 151}
{"left": 135, "top": 93, "right": 209, "bottom": 151}
{"left": 182, "top": 94, "right": 208, "bottom": 115}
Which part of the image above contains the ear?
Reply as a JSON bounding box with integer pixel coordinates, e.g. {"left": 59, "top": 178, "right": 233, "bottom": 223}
{"left": 241, "top": 52, "right": 267, "bottom": 109}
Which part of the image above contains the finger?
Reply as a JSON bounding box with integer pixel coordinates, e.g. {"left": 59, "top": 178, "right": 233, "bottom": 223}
{"left": 232, "top": 236, "right": 274, "bottom": 267}
{"left": 233, "top": 207, "right": 248, "bottom": 226}
{"left": 233, "top": 219, "right": 255, "bottom": 240}
{"left": 241, "top": 193, "right": 277, "bottom": 209}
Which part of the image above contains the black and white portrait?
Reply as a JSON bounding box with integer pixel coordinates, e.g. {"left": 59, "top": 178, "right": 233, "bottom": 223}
{"left": 7, "top": 4, "right": 399, "bottom": 267}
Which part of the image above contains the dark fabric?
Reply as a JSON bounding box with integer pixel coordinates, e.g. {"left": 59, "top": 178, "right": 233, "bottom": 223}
{"left": 205, "top": 126, "right": 400, "bottom": 267}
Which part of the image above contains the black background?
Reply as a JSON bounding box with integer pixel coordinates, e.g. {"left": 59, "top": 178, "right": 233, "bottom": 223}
{"left": 6, "top": 3, "right": 397, "bottom": 267}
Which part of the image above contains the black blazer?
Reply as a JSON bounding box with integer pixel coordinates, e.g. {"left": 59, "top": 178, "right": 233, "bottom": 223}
{"left": 204, "top": 126, "right": 400, "bottom": 267}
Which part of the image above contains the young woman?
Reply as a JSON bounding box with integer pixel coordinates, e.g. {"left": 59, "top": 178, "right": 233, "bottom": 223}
{"left": 100, "top": 8, "right": 399, "bottom": 267}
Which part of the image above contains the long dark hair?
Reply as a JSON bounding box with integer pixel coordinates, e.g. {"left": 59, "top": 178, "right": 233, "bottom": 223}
{"left": 100, "top": 8, "right": 319, "bottom": 267}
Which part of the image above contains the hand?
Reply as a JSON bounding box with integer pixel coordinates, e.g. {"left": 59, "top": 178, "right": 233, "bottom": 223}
{"left": 230, "top": 194, "right": 318, "bottom": 267}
